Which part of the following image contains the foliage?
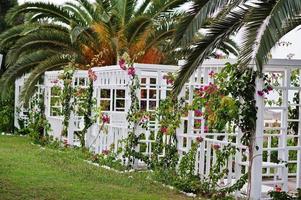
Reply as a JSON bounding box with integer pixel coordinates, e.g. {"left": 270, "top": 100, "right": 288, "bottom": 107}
{"left": 173, "top": 0, "right": 301, "bottom": 94}
{"left": 0, "top": 0, "right": 189, "bottom": 99}
{"left": 152, "top": 96, "right": 186, "bottom": 169}
{"left": 73, "top": 69, "right": 98, "bottom": 147}
{"left": 91, "top": 150, "right": 127, "bottom": 171}
{"left": 59, "top": 66, "right": 75, "bottom": 137}
{"left": 0, "top": 87, "right": 14, "bottom": 133}
{"left": 117, "top": 53, "right": 149, "bottom": 167}
{"left": 269, "top": 188, "right": 301, "bottom": 200}
{"left": 25, "top": 90, "right": 51, "bottom": 145}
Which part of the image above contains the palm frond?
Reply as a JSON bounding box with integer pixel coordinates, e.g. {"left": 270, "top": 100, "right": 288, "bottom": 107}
{"left": 238, "top": 1, "right": 274, "bottom": 70}
{"left": 173, "top": 5, "right": 249, "bottom": 95}
{"left": 21, "top": 54, "right": 73, "bottom": 103}
{"left": 174, "top": 0, "right": 238, "bottom": 47}
{"left": 0, "top": 50, "right": 57, "bottom": 91}
{"left": 6, "top": 2, "right": 73, "bottom": 25}
{"left": 254, "top": 0, "right": 301, "bottom": 71}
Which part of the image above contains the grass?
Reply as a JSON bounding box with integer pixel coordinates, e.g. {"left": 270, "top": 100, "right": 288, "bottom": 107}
{"left": 0, "top": 135, "right": 197, "bottom": 200}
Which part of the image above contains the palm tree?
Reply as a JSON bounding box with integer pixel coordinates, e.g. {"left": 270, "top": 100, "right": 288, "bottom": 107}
{"left": 0, "top": 0, "right": 188, "bottom": 99}
{"left": 173, "top": 0, "right": 301, "bottom": 94}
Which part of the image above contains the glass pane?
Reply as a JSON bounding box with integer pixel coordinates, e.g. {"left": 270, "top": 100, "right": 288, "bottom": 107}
{"left": 141, "top": 78, "right": 147, "bottom": 84}
{"left": 116, "top": 90, "right": 125, "bottom": 98}
{"left": 100, "top": 100, "right": 110, "bottom": 111}
{"left": 140, "top": 100, "right": 147, "bottom": 111}
{"left": 141, "top": 89, "right": 147, "bottom": 99}
{"left": 150, "top": 78, "right": 156, "bottom": 84}
{"left": 149, "top": 90, "right": 157, "bottom": 99}
{"left": 101, "top": 89, "right": 111, "bottom": 98}
{"left": 116, "top": 100, "right": 125, "bottom": 109}
{"left": 79, "top": 78, "right": 86, "bottom": 86}
{"left": 149, "top": 101, "right": 157, "bottom": 110}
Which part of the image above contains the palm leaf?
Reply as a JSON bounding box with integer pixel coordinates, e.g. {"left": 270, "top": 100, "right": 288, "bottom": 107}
{"left": 173, "top": 5, "right": 249, "bottom": 95}
{"left": 21, "top": 54, "right": 73, "bottom": 103}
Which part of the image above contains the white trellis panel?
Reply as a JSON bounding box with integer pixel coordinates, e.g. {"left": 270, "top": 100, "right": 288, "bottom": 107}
{"left": 15, "top": 59, "right": 301, "bottom": 199}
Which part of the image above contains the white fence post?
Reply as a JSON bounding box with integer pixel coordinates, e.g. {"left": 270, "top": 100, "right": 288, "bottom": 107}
{"left": 250, "top": 77, "right": 264, "bottom": 200}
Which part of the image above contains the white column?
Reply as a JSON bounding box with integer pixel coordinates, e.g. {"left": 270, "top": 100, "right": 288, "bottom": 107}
{"left": 296, "top": 69, "right": 301, "bottom": 188}
{"left": 250, "top": 77, "right": 264, "bottom": 200}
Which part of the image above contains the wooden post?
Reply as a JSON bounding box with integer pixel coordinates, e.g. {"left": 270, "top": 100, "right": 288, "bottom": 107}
{"left": 249, "top": 77, "right": 264, "bottom": 200}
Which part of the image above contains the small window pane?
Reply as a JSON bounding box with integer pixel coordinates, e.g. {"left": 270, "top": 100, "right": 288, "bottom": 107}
{"left": 141, "top": 89, "right": 147, "bottom": 99}
{"left": 141, "top": 78, "right": 147, "bottom": 84}
{"left": 100, "top": 100, "right": 110, "bottom": 111}
{"left": 116, "top": 90, "right": 125, "bottom": 98}
{"left": 149, "top": 90, "right": 157, "bottom": 99}
{"left": 116, "top": 100, "right": 125, "bottom": 109}
{"left": 140, "top": 101, "right": 147, "bottom": 111}
{"left": 101, "top": 89, "right": 111, "bottom": 98}
{"left": 150, "top": 78, "right": 156, "bottom": 84}
{"left": 149, "top": 101, "right": 157, "bottom": 110}
{"left": 80, "top": 78, "right": 86, "bottom": 85}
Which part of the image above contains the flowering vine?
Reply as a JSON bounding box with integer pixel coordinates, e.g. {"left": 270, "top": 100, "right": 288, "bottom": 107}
{"left": 118, "top": 52, "right": 150, "bottom": 167}
{"left": 59, "top": 65, "right": 75, "bottom": 137}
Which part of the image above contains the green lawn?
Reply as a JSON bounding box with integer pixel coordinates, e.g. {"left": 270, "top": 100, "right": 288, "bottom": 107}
{"left": 0, "top": 135, "right": 196, "bottom": 200}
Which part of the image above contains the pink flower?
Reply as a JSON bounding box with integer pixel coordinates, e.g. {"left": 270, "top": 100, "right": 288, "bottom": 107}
{"left": 212, "top": 144, "right": 220, "bottom": 150}
{"left": 204, "top": 126, "right": 209, "bottom": 133}
{"left": 88, "top": 69, "right": 97, "bottom": 81}
{"left": 163, "top": 74, "right": 174, "bottom": 84}
{"left": 196, "top": 136, "right": 203, "bottom": 143}
{"left": 140, "top": 115, "right": 149, "bottom": 124}
{"left": 101, "top": 114, "right": 110, "bottom": 124}
{"left": 119, "top": 59, "right": 126, "bottom": 70}
{"left": 209, "top": 70, "right": 215, "bottom": 78}
{"left": 257, "top": 91, "right": 264, "bottom": 96}
{"left": 102, "top": 149, "right": 110, "bottom": 155}
{"left": 167, "top": 79, "right": 174, "bottom": 85}
{"left": 267, "top": 85, "right": 273, "bottom": 91}
{"left": 194, "top": 110, "right": 203, "bottom": 117}
{"left": 275, "top": 185, "right": 281, "bottom": 192}
{"left": 160, "top": 127, "right": 168, "bottom": 134}
{"left": 127, "top": 67, "right": 136, "bottom": 76}
{"left": 51, "top": 79, "right": 58, "bottom": 84}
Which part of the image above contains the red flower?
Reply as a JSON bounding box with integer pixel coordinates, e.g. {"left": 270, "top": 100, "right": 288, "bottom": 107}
{"left": 101, "top": 114, "right": 110, "bottom": 124}
{"left": 267, "top": 85, "right": 273, "bottom": 91}
{"left": 212, "top": 144, "right": 220, "bottom": 150}
{"left": 160, "top": 127, "right": 168, "bottom": 134}
{"left": 167, "top": 79, "right": 174, "bottom": 84}
{"left": 194, "top": 110, "right": 203, "bottom": 117}
{"left": 196, "top": 136, "right": 203, "bottom": 143}
{"left": 204, "top": 126, "right": 209, "bottom": 133}
{"left": 127, "top": 67, "right": 136, "bottom": 76}
{"left": 209, "top": 70, "right": 215, "bottom": 78}
{"left": 140, "top": 115, "right": 149, "bottom": 124}
{"left": 257, "top": 91, "right": 264, "bottom": 96}
{"left": 275, "top": 185, "right": 281, "bottom": 192}
{"left": 51, "top": 79, "right": 59, "bottom": 84}
{"left": 102, "top": 150, "right": 110, "bottom": 155}
{"left": 88, "top": 69, "right": 97, "bottom": 81}
{"left": 119, "top": 59, "right": 126, "bottom": 70}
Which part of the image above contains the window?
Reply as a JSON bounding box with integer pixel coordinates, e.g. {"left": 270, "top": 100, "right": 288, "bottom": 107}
{"left": 99, "top": 89, "right": 126, "bottom": 111}
{"left": 100, "top": 89, "right": 111, "bottom": 111}
{"left": 140, "top": 77, "right": 158, "bottom": 111}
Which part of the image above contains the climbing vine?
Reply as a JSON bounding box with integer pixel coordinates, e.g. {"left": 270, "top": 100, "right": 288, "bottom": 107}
{"left": 59, "top": 65, "right": 75, "bottom": 137}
